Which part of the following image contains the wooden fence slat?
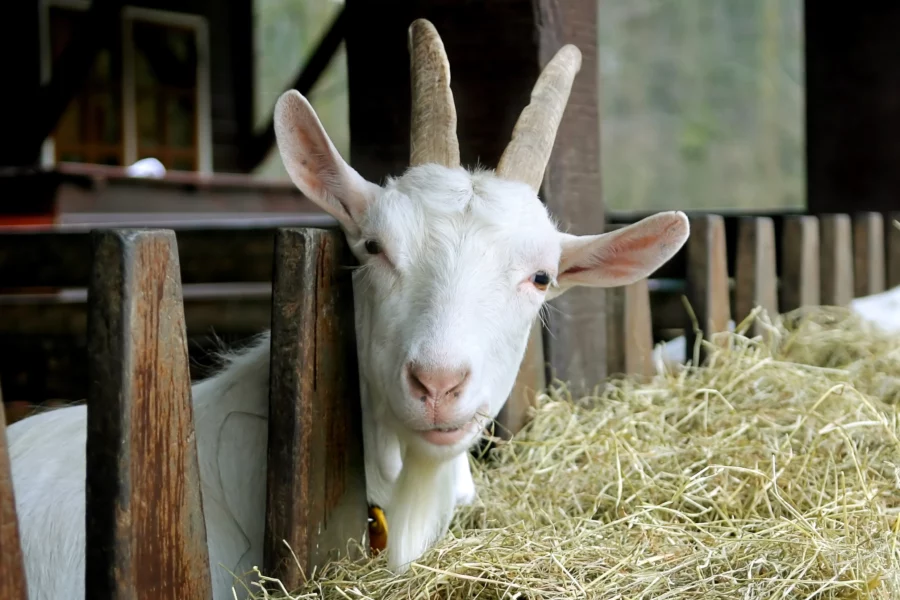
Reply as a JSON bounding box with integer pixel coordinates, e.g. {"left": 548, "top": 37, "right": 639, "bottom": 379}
{"left": 819, "top": 214, "right": 855, "bottom": 306}
{"left": 0, "top": 382, "right": 28, "bottom": 600}
{"left": 853, "top": 212, "right": 886, "bottom": 297}
{"left": 780, "top": 216, "right": 821, "bottom": 311}
{"left": 606, "top": 279, "right": 654, "bottom": 376}
{"left": 734, "top": 217, "right": 778, "bottom": 335}
{"left": 84, "top": 230, "right": 212, "bottom": 600}
{"left": 496, "top": 319, "right": 546, "bottom": 440}
{"left": 264, "top": 228, "right": 367, "bottom": 588}
{"left": 888, "top": 212, "right": 900, "bottom": 289}
{"left": 685, "top": 215, "right": 730, "bottom": 364}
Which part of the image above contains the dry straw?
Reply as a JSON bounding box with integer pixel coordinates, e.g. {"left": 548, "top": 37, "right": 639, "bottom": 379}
{"left": 249, "top": 306, "right": 900, "bottom": 599}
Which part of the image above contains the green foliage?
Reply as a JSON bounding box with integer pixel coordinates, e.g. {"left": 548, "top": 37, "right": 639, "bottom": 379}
{"left": 599, "top": 0, "right": 805, "bottom": 212}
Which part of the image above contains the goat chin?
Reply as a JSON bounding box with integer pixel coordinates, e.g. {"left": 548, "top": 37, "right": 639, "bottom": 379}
{"left": 385, "top": 449, "right": 457, "bottom": 572}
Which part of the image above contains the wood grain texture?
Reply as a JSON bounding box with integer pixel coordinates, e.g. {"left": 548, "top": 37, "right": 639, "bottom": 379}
{"left": 889, "top": 213, "right": 900, "bottom": 289}
{"left": 0, "top": 292, "right": 272, "bottom": 336}
{"left": 606, "top": 279, "right": 654, "bottom": 377}
{"left": 0, "top": 333, "right": 252, "bottom": 405}
{"left": 264, "top": 228, "right": 367, "bottom": 588}
{"left": 84, "top": 230, "right": 212, "bottom": 600}
{"left": 344, "top": 0, "right": 603, "bottom": 393}
{"left": 780, "top": 216, "right": 821, "bottom": 311}
{"left": 734, "top": 217, "right": 778, "bottom": 335}
{"left": 0, "top": 226, "right": 331, "bottom": 288}
{"left": 853, "top": 212, "right": 886, "bottom": 297}
{"left": 0, "top": 384, "right": 28, "bottom": 600}
{"left": 537, "top": 0, "right": 606, "bottom": 393}
{"left": 495, "top": 319, "right": 546, "bottom": 440}
{"left": 819, "top": 214, "right": 855, "bottom": 306}
{"left": 685, "top": 215, "right": 730, "bottom": 364}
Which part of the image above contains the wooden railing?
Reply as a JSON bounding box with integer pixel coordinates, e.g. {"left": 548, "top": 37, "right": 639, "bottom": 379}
{"left": 0, "top": 210, "right": 897, "bottom": 596}
{"left": 0, "top": 225, "right": 366, "bottom": 598}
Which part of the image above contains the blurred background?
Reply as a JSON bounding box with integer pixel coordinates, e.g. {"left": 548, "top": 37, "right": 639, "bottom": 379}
{"left": 254, "top": 0, "right": 805, "bottom": 213}
{"left": 13, "top": 0, "right": 804, "bottom": 212}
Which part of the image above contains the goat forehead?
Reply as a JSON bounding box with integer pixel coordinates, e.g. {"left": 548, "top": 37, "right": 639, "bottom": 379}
{"left": 374, "top": 165, "right": 559, "bottom": 258}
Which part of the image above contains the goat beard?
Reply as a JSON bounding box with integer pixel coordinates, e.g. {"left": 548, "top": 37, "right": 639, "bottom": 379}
{"left": 384, "top": 449, "right": 457, "bottom": 572}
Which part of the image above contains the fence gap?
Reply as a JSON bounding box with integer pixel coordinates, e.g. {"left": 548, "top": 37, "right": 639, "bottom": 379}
{"left": 819, "top": 214, "right": 855, "bottom": 306}
{"left": 685, "top": 215, "right": 730, "bottom": 364}
{"left": 84, "top": 229, "right": 212, "bottom": 600}
{"left": 853, "top": 212, "right": 886, "bottom": 297}
{"left": 734, "top": 217, "right": 778, "bottom": 336}
{"left": 496, "top": 320, "right": 546, "bottom": 440}
{"left": 264, "top": 228, "right": 367, "bottom": 589}
{"left": 780, "top": 216, "right": 821, "bottom": 311}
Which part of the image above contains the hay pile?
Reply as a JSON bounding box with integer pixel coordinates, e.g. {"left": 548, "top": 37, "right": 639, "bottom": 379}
{"left": 252, "top": 306, "right": 900, "bottom": 599}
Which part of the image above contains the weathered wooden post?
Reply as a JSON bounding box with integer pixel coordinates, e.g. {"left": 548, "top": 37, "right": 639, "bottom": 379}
{"left": 853, "top": 212, "right": 886, "bottom": 297}
{"left": 85, "top": 230, "right": 212, "bottom": 600}
{"left": 264, "top": 228, "right": 368, "bottom": 588}
{"left": 0, "top": 385, "right": 28, "bottom": 600}
{"left": 780, "top": 216, "right": 820, "bottom": 311}
{"left": 819, "top": 214, "right": 854, "bottom": 306}
{"left": 685, "top": 215, "right": 730, "bottom": 364}
{"left": 734, "top": 217, "right": 778, "bottom": 336}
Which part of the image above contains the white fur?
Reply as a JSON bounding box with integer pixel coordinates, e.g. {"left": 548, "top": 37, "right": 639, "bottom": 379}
{"left": 7, "top": 89, "right": 689, "bottom": 599}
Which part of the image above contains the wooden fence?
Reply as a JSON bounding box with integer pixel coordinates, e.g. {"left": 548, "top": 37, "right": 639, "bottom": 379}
{"left": 0, "top": 210, "right": 898, "bottom": 596}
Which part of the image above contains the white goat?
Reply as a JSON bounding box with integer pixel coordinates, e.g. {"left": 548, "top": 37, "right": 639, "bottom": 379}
{"left": 6, "top": 20, "right": 690, "bottom": 600}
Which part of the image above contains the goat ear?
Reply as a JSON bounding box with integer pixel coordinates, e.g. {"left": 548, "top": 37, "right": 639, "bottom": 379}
{"left": 274, "top": 90, "right": 376, "bottom": 235}
{"left": 549, "top": 211, "right": 689, "bottom": 298}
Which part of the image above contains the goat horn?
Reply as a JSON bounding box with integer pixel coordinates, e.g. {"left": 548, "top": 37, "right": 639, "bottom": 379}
{"left": 408, "top": 19, "right": 460, "bottom": 168}
{"left": 496, "top": 45, "right": 582, "bottom": 191}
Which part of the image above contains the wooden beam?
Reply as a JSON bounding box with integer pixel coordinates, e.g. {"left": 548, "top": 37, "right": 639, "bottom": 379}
{"left": 853, "top": 212, "right": 886, "bottom": 297}
{"left": 606, "top": 279, "right": 654, "bottom": 377}
{"left": 685, "top": 215, "right": 730, "bottom": 364}
{"left": 819, "top": 214, "right": 855, "bottom": 306}
{"left": 780, "top": 216, "right": 820, "bottom": 312}
{"left": 0, "top": 333, "right": 256, "bottom": 405}
{"left": 344, "top": 0, "right": 603, "bottom": 393}
{"left": 0, "top": 289, "right": 272, "bottom": 336}
{"left": 0, "top": 228, "right": 291, "bottom": 288}
{"left": 264, "top": 228, "right": 367, "bottom": 588}
{"left": 495, "top": 319, "right": 546, "bottom": 439}
{"left": 0, "top": 384, "right": 28, "bottom": 600}
{"left": 887, "top": 212, "right": 900, "bottom": 289}
{"left": 84, "top": 230, "right": 212, "bottom": 600}
{"left": 734, "top": 217, "right": 778, "bottom": 335}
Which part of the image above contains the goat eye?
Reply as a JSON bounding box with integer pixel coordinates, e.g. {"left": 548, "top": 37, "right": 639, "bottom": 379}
{"left": 364, "top": 239, "right": 382, "bottom": 255}
{"left": 531, "top": 271, "right": 551, "bottom": 290}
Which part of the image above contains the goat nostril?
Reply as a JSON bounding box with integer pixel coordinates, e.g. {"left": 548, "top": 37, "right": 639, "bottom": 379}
{"left": 407, "top": 362, "right": 471, "bottom": 401}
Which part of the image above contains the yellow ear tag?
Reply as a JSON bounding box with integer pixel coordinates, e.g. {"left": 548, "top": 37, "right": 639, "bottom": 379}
{"left": 368, "top": 505, "right": 388, "bottom": 555}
